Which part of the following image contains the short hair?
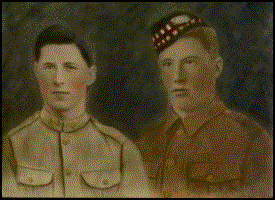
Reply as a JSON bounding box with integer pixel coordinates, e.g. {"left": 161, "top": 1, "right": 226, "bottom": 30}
{"left": 179, "top": 26, "right": 220, "bottom": 59}
{"left": 34, "top": 24, "right": 93, "bottom": 66}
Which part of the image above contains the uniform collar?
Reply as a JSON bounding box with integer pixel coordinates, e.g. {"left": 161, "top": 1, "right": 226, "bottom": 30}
{"left": 40, "top": 108, "right": 90, "bottom": 132}
{"left": 163, "top": 95, "right": 227, "bottom": 137}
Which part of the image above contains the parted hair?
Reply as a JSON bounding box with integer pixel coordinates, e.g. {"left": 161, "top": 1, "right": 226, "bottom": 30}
{"left": 34, "top": 24, "right": 93, "bottom": 66}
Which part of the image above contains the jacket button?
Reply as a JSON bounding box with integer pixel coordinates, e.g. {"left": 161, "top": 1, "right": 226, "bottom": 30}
{"left": 206, "top": 174, "right": 214, "bottom": 182}
{"left": 163, "top": 190, "right": 172, "bottom": 198}
{"left": 55, "top": 120, "right": 61, "bottom": 126}
{"left": 49, "top": 118, "right": 54, "bottom": 125}
{"left": 166, "top": 158, "right": 175, "bottom": 167}
{"left": 71, "top": 122, "right": 77, "bottom": 129}
{"left": 65, "top": 169, "right": 72, "bottom": 176}
{"left": 102, "top": 179, "right": 109, "bottom": 185}
{"left": 28, "top": 177, "right": 33, "bottom": 183}
{"left": 225, "top": 110, "right": 232, "bottom": 114}
{"left": 176, "top": 129, "right": 184, "bottom": 136}
{"left": 62, "top": 138, "right": 70, "bottom": 145}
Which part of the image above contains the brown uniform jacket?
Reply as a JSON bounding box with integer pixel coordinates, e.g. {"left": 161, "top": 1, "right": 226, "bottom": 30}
{"left": 2, "top": 109, "right": 151, "bottom": 198}
{"left": 135, "top": 96, "right": 273, "bottom": 198}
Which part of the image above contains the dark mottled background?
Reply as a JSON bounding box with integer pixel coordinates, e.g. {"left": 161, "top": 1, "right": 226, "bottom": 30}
{"left": 2, "top": 2, "right": 273, "bottom": 140}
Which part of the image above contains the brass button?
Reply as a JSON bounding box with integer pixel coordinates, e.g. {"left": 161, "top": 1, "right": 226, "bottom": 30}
{"left": 62, "top": 138, "right": 70, "bottom": 145}
{"left": 49, "top": 118, "right": 54, "bottom": 125}
{"left": 55, "top": 120, "right": 61, "bottom": 126}
{"left": 163, "top": 190, "right": 172, "bottom": 198}
{"left": 28, "top": 177, "right": 33, "bottom": 183}
{"left": 166, "top": 158, "right": 175, "bottom": 167}
{"left": 206, "top": 174, "right": 214, "bottom": 182}
{"left": 176, "top": 129, "right": 184, "bottom": 136}
{"left": 102, "top": 179, "right": 109, "bottom": 185}
{"left": 225, "top": 110, "right": 232, "bottom": 114}
{"left": 71, "top": 122, "right": 77, "bottom": 129}
{"left": 65, "top": 169, "right": 72, "bottom": 176}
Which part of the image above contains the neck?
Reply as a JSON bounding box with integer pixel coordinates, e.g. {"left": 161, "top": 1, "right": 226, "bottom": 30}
{"left": 172, "top": 106, "right": 191, "bottom": 120}
{"left": 44, "top": 99, "right": 86, "bottom": 122}
{"left": 173, "top": 93, "right": 217, "bottom": 120}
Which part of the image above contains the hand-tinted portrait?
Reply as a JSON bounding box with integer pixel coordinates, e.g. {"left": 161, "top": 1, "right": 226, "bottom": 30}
{"left": 2, "top": 2, "right": 273, "bottom": 198}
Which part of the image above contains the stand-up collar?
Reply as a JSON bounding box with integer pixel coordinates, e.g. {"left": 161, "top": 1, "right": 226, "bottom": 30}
{"left": 40, "top": 109, "right": 90, "bottom": 132}
{"left": 163, "top": 96, "right": 227, "bottom": 137}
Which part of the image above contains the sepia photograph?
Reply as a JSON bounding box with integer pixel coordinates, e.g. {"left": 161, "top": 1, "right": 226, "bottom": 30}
{"left": 2, "top": 2, "right": 273, "bottom": 198}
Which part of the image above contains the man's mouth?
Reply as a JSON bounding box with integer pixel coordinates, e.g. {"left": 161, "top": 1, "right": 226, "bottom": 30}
{"left": 172, "top": 88, "right": 189, "bottom": 97}
{"left": 52, "top": 91, "right": 69, "bottom": 94}
{"left": 173, "top": 88, "right": 188, "bottom": 92}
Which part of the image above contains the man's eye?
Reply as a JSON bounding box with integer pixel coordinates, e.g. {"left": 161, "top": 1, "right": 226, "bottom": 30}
{"left": 43, "top": 65, "right": 54, "bottom": 69}
{"left": 162, "top": 61, "right": 172, "bottom": 67}
{"left": 65, "top": 64, "right": 77, "bottom": 70}
{"left": 183, "top": 59, "right": 195, "bottom": 66}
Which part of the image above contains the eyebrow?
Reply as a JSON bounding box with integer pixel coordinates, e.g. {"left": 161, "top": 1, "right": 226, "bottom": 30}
{"left": 43, "top": 62, "right": 55, "bottom": 65}
{"left": 161, "top": 56, "right": 198, "bottom": 62}
{"left": 42, "top": 62, "right": 77, "bottom": 66}
{"left": 161, "top": 58, "right": 172, "bottom": 62}
{"left": 181, "top": 56, "right": 198, "bottom": 62}
{"left": 64, "top": 62, "right": 77, "bottom": 65}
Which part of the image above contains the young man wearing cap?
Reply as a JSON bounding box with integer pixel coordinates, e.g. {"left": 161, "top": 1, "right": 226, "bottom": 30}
{"left": 2, "top": 24, "right": 151, "bottom": 198}
{"left": 135, "top": 11, "right": 273, "bottom": 198}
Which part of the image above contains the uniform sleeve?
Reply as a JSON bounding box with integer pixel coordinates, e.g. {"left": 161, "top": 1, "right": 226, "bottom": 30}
{"left": 242, "top": 130, "right": 273, "bottom": 198}
{"left": 118, "top": 140, "right": 154, "bottom": 198}
{"left": 2, "top": 133, "right": 17, "bottom": 177}
{"left": 2, "top": 133, "right": 19, "bottom": 197}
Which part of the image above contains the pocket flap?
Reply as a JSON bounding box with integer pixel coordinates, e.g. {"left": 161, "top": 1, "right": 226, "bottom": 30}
{"left": 17, "top": 166, "right": 53, "bottom": 186}
{"left": 187, "top": 162, "right": 241, "bottom": 183}
{"left": 81, "top": 169, "right": 121, "bottom": 189}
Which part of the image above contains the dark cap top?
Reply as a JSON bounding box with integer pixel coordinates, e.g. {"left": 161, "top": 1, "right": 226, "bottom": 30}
{"left": 150, "top": 11, "right": 210, "bottom": 54}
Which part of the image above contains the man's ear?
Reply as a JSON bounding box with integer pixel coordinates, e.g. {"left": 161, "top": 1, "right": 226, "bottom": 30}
{"left": 214, "top": 56, "right": 223, "bottom": 79}
{"left": 87, "top": 65, "right": 97, "bottom": 86}
{"left": 33, "top": 61, "right": 39, "bottom": 76}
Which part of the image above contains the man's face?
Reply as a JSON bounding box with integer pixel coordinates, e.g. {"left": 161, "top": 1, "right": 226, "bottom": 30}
{"left": 34, "top": 44, "right": 95, "bottom": 111}
{"left": 158, "top": 37, "right": 219, "bottom": 112}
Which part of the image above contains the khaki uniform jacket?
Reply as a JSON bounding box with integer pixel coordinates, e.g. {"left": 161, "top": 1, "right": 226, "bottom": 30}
{"left": 2, "top": 109, "right": 151, "bottom": 198}
{"left": 135, "top": 96, "right": 273, "bottom": 198}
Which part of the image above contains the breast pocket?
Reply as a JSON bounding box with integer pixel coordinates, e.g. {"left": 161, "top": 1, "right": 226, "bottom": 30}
{"left": 80, "top": 168, "right": 121, "bottom": 197}
{"left": 16, "top": 166, "right": 54, "bottom": 197}
{"left": 187, "top": 162, "right": 242, "bottom": 197}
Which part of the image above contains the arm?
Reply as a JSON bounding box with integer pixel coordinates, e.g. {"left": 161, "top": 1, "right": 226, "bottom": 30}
{"left": 2, "top": 133, "right": 19, "bottom": 197}
{"left": 242, "top": 130, "right": 273, "bottom": 198}
{"left": 118, "top": 140, "right": 155, "bottom": 198}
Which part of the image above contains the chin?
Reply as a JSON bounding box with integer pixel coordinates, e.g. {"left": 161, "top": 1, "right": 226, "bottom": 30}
{"left": 48, "top": 101, "right": 73, "bottom": 111}
{"left": 174, "top": 104, "right": 195, "bottom": 112}
{"left": 171, "top": 97, "right": 197, "bottom": 112}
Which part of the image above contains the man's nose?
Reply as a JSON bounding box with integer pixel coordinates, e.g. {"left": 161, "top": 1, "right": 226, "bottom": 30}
{"left": 174, "top": 64, "right": 186, "bottom": 84}
{"left": 53, "top": 68, "right": 65, "bottom": 86}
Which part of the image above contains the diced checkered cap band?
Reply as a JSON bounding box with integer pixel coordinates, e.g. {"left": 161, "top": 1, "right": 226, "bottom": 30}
{"left": 152, "top": 14, "right": 205, "bottom": 53}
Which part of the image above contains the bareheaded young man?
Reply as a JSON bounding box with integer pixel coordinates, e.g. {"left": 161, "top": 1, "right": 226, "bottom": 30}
{"left": 2, "top": 24, "right": 151, "bottom": 198}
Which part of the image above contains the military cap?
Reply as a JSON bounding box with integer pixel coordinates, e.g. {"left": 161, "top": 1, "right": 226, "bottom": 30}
{"left": 150, "top": 11, "right": 210, "bottom": 54}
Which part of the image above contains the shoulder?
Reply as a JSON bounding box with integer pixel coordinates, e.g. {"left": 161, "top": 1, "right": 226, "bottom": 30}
{"left": 200, "top": 109, "right": 272, "bottom": 151}
{"left": 90, "top": 118, "right": 142, "bottom": 159}
{"left": 91, "top": 117, "right": 129, "bottom": 145}
{"left": 121, "top": 138, "right": 143, "bottom": 161}
{"left": 207, "top": 109, "right": 268, "bottom": 137}
{"left": 222, "top": 109, "right": 269, "bottom": 137}
{"left": 7, "top": 112, "right": 40, "bottom": 137}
